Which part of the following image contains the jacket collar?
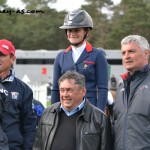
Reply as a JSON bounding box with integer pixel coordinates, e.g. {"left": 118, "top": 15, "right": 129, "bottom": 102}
{"left": 81, "top": 99, "right": 93, "bottom": 122}
{"left": 1, "top": 68, "right": 15, "bottom": 83}
{"left": 64, "top": 42, "right": 93, "bottom": 53}
{"left": 121, "top": 64, "right": 149, "bottom": 81}
{"left": 51, "top": 99, "right": 92, "bottom": 122}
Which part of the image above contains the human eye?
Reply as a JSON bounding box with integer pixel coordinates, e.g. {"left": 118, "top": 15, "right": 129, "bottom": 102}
{"left": 73, "top": 28, "right": 80, "bottom": 33}
{"left": 59, "top": 89, "right": 65, "bottom": 92}
{"left": 130, "top": 49, "right": 136, "bottom": 53}
{"left": 67, "top": 88, "right": 73, "bottom": 93}
{"left": 121, "top": 51, "right": 125, "bottom": 56}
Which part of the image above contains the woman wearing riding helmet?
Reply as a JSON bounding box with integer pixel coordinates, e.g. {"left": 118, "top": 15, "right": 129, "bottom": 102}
{"left": 51, "top": 10, "right": 108, "bottom": 111}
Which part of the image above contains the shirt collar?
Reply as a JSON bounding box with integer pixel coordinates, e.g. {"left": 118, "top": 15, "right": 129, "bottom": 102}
{"left": 60, "top": 98, "right": 85, "bottom": 116}
{"left": 71, "top": 42, "right": 86, "bottom": 54}
{"left": 2, "top": 68, "right": 15, "bottom": 82}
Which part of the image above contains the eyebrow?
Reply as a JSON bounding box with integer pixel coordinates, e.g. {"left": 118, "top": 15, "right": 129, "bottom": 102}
{"left": 121, "top": 49, "right": 136, "bottom": 52}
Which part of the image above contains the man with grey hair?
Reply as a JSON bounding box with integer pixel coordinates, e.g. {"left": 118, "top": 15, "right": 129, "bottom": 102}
{"left": 113, "top": 35, "right": 150, "bottom": 149}
{"left": 33, "top": 71, "right": 113, "bottom": 150}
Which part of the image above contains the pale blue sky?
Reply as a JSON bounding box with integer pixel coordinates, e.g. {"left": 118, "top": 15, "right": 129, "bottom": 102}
{"left": 6, "top": 0, "right": 121, "bottom": 12}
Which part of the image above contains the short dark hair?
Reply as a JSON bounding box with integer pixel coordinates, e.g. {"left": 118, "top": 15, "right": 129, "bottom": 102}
{"left": 58, "top": 71, "right": 85, "bottom": 88}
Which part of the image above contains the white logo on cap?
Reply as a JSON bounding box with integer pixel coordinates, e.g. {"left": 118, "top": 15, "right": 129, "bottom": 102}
{"left": 2, "top": 44, "right": 9, "bottom": 50}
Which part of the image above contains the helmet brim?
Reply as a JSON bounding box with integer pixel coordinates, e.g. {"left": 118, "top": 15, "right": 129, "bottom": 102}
{"left": 59, "top": 25, "right": 93, "bottom": 30}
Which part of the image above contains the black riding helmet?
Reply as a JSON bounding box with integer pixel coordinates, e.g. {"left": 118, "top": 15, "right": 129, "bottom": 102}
{"left": 59, "top": 10, "right": 93, "bottom": 30}
{"left": 59, "top": 10, "right": 93, "bottom": 46}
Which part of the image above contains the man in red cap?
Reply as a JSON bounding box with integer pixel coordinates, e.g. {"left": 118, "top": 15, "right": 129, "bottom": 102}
{"left": 0, "top": 39, "right": 36, "bottom": 150}
{"left": 0, "top": 39, "right": 15, "bottom": 56}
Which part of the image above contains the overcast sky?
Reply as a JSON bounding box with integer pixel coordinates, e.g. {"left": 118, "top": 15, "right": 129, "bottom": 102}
{"left": 6, "top": 0, "right": 121, "bottom": 11}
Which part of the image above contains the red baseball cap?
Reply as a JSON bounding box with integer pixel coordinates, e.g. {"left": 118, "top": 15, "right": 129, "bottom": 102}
{"left": 0, "top": 39, "right": 16, "bottom": 56}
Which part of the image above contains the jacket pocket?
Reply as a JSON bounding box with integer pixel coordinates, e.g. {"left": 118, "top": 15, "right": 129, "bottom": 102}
{"left": 82, "top": 131, "right": 100, "bottom": 150}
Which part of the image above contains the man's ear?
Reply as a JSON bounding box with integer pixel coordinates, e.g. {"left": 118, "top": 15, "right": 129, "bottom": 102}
{"left": 10, "top": 55, "right": 16, "bottom": 64}
{"left": 82, "top": 87, "right": 87, "bottom": 97}
{"left": 144, "top": 50, "right": 149, "bottom": 57}
{"left": 143, "top": 50, "right": 150, "bottom": 63}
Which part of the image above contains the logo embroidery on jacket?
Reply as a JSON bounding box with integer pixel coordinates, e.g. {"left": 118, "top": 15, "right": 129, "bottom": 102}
{"left": 139, "top": 85, "right": 148, "bottom": 90}
{"left": 0, "top": 88, "right": 9, "bottom": 96}
{"left": 11, "top": 92, "right": 19, "bottom": 100}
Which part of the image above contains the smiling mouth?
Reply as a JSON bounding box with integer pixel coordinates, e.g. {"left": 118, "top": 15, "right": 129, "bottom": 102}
{"left": 125, "top": 61, "right": 132, "bottom": 64}
{"left": 63, "top": 98, "right": 71, "bottom": 101}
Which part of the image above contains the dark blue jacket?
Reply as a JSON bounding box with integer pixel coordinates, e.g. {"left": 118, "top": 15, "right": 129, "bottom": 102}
{"left": 2, "top": 70, "right": 36, "bottom": 150}
{"left": 0, "top": 83, "right": 9, "bottom": 150}
{"left": 51, "top": 42, "right": 108, "bottom": 111}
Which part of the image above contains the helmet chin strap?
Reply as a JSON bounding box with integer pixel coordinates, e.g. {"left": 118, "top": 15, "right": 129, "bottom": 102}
{"left": 70, "top": 40, "right": 84, "bottom": 47}
{"left": 69, "top": 32, "right": 88, "bottom": 47}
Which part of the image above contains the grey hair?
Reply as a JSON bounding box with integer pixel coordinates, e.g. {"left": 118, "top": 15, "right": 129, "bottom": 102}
{"left": 58, "top": 71, "right": 85, "bottom": 88}
{"left": 121, "top": 35, "right": 150, "bottom": 52}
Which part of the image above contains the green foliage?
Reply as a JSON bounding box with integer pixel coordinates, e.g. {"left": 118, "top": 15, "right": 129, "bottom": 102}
{"left": 12, "top": 9, "right": 67, "bottom": 50}
{"left": 0, "top": 0, "right": 150, "bottom": 50}
{"left": 104, "top": 0, "right": 150, "bottom": 49}
{"left": 0, "top": 0, "right": 6, "bottom": 6}
{"left": 81, "top": 0, "right": 113, "bottom": 48}
{"left": 0, "top": 5, "right": 68, "bottom": 50}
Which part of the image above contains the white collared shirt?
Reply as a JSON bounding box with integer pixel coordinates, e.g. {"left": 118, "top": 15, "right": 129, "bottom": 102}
{"left": 72, "top": 42, "right": 86, "bottom": 63}
{"left": 60, "top": 98, "right": 85, "bottom": 116}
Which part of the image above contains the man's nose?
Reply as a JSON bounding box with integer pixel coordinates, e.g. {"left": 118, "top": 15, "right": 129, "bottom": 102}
{"left": 124, "top": 52, "right": 130, "bottom": 59}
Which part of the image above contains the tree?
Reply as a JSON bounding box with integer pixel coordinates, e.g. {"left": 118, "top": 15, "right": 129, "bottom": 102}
{"left": 81, "top": 0, "right": 114, "bottom": 48}
{"left": 21, "top": 0, "right": 56, "bottom": 9}
{"left": 2, "top": 0, "right": 150, "bottom": 50}
{"left": 12, "top": 8, "right": 68, "bottom": 50}
{"left": 0, "top": 0, "right": 6, "bottom": 6}
{"left": 0, "top": 0, "right": 68, "bottom": 50}
{"left": 104, "top": 0, "right": 150, "bottom": 49}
